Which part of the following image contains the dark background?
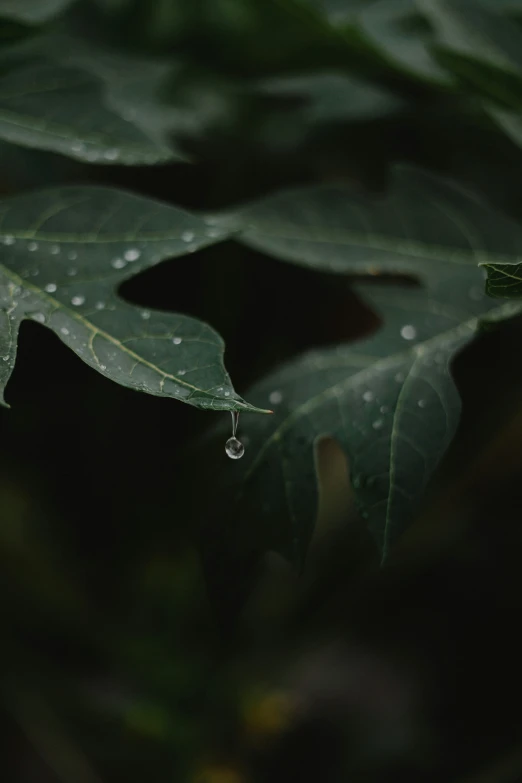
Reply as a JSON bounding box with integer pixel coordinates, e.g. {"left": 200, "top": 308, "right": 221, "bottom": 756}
{"left": 2, "top": 1, "right": 522, "bottom": 781}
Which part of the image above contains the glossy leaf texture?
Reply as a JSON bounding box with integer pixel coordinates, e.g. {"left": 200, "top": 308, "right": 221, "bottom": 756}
{"left": 0, "top": 0, "right": 73, "bottom": 23}
{"left": 0, "top": 186, "right": 269, "bottom": 413}
{"left": 211, "top": 267, "right": 521, "bottom": 567}
{"left": 219, "top": 166, "right": 522, "bottom": 290}
{"left": 0, "top": 58, "right": 177, "bottom": 165}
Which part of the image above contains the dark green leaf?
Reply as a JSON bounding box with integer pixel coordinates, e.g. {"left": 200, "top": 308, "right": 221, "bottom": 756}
{"left": 217, "top": 269, "right": 520, "bottom": 565}
{"left": 0, "top": 186, "right": 269, "bottom": 413}
{"left": 358, "top": 0, "right": 450, "bottom": 83}
{"left": 0, "top": 59, "right": 179, "bottom": 164}
{"left": 258, "top": 71, "right": 401, "bottom": 125}
{"left": 0, "top": 0, "right": 73, "bottom": 23}
{"left": 219, "top": 166, "right": 522, "bottom": 287}
{"left": 418, "top": 0, "right": 522, "bottom": 77}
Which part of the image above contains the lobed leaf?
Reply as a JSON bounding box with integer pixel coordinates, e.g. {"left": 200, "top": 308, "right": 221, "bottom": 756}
{"left": 215, "top": 267, "right": 520, "bottom": 566}
{"left": 218, "top": 166, "right": 522, "bottom": 291}
{"left": 0, "top": 186, "right": 270, "bottom": 413}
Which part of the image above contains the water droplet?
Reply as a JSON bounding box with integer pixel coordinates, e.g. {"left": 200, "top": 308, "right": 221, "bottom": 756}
{"left": 141, "top": 310, "right": 151, "bottom": 320}
{"left": 124, "top": 249, "right": 141, "bottom": 262}
{"left": 363, "top": 390, "right": 374, "bottom": 402}
{"left": 178, "top": 369, "right": 186, "bottom": 376}
{"left": 95, "top": 301, "right": 105, "bottom": 310}
{"left": 394, "top": 372, "right": 405, "bottom": 383}
{"left": 372, "top": 418, "right": 384, "bottom": 430}
{"left": 3, "top": 235, "right": 14, "bottom": 245}
{"left": 71, "top": 295, "right": 85, "bottom": 306}
{"left": 225, "top": 436, "right": 244, "bottom": 459}
{"left": 72, "top": 141, "right": 85, "bottom": 153}
{"left": 104, "top": 148, "right": 119, "bottom": 161}
{"left": 68, "top": 251, "right": 78, "bottom": 261}
{"left": 226, "top": 411, "right": 244, "bottom": 459}
{"left": 45, "top": 283, "right": 57, "bottom": 293}
{"left": 111, "top": 258, "right": 126, "bottom": 269}
{"left": 417, "top": 399, "right": 427, "bottom": 408}
{"left": 400, "top": 324, "right": 416, "bottom": 341}
{"left": 60, "top": 327, "right": 69, "bottom": 336}
{"left": 206, "top": 226, "right": 223, "bottom": 238}
{"left": 28, "top": 241, "right": 38, "bottom": 251}
{"left": 269, "top": 390, "right": 283, "bottom": 405}
{"left": 172, "top": 337, "right": 182, "bottom": 345}
{"left": 50, "top": 244, "right": 60, "bottom": 254}
{"left": 32, "top": 312, "right": 45, "bottom": 324}
{"left": 224, "top": 391, "right": 231, "bottom": 397}
{"left": 2, "top": 355, "right": 9, "bottom": 362}
{"left": 67, "top": 268, "right": 77, "bottom": 276}
{"left": 181, "top": 230, "right": 195, "bottom": 243}
{"left": 380, "top": 405, "right": 389, "bottom": 414}
{"left": 100, "top": 364, "right": 107, "bottom": 371}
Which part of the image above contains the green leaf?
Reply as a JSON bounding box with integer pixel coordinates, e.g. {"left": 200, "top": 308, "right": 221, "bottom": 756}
{"left": 258, "top": 71, "right": 401, "bottom": 125}
{"left": 358, "top": 0, "right": 450, "bottom": 83}
{"left": 218, "top": 166, "right": 522, "bottom": 286}
{"left": 0, "top": 0, "right": 73, "bottom": 23}
{"left": 216, "top": 269, "right": 520, "bottom": 565}
{"left": 418, "top": 0, "right": 522, "bottom": 77}
{"left": 0, "top": 59, "right": 178, "bottom": 164}
{"left": 0, "top": 186, "right": 270, "bottom": 413}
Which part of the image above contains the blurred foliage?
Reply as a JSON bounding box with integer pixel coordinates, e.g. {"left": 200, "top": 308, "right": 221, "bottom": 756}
{"left": 2, "top": 0, "right": 522, "bottom": 781}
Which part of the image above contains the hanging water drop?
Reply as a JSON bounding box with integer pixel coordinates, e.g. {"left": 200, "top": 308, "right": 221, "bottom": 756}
{"left": 225, "top": 411, "right": 245, "bottom": 460}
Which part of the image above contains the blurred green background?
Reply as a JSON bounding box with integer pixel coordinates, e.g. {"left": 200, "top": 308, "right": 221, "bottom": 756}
{"left": 3, "top": 0, "right": 522, "bottom": 781}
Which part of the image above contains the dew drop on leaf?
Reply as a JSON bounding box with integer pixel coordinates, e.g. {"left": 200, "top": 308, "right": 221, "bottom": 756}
{"left": 27, "top": 241, "right": 38, "bottom": 251}
{"left": 173, "top": 337, "right": 182, "bottom": 345}
{"left": 45, "top": 283, "right": 57, "bottom": 293}
{"left": 32, "top": 312, "right": 45, "bottom": 323}
{"left": 68, "top": 251, "right": 78, "bottom": 261}
{"left": 124, "top": 249, "right": 140, "bottom": 262}
{"left": 50, "top": 245, "right": 60, "bottom": 254}
{"left": 111, "top": 258, "right": 126, "bottom": 269}
{"left": 372, "top": 418, "right": 384, "bottom": 430}
{"left": 418, "top": 399, "right": 427, "bottom": 408}
{"left": 363, "top": 390, "right": 374, "bottom": 402}
{"left": 269, "top": 390, "right": 283, "bottom": 405}
{"left": 400, "top": 324, "right": 416, "bottom": 340}
{"left": 181, "top": 230, "right": 195, "bottom": 243}
{"left": 71, "top": 295, "right": 85, "bottom": 306}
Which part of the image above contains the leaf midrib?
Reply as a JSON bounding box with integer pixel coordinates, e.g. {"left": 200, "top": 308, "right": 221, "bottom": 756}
{"left": 0, "top": 263, "right": 206, "bottom": 396}
{"left": 243, "top": 301, "right": 517, "bottom": 493}
{"left": 242, "top": 225, "right": 517, "bottom": 268}
{"left": 0, "top": 106, "right": 167, "bottom": 155}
